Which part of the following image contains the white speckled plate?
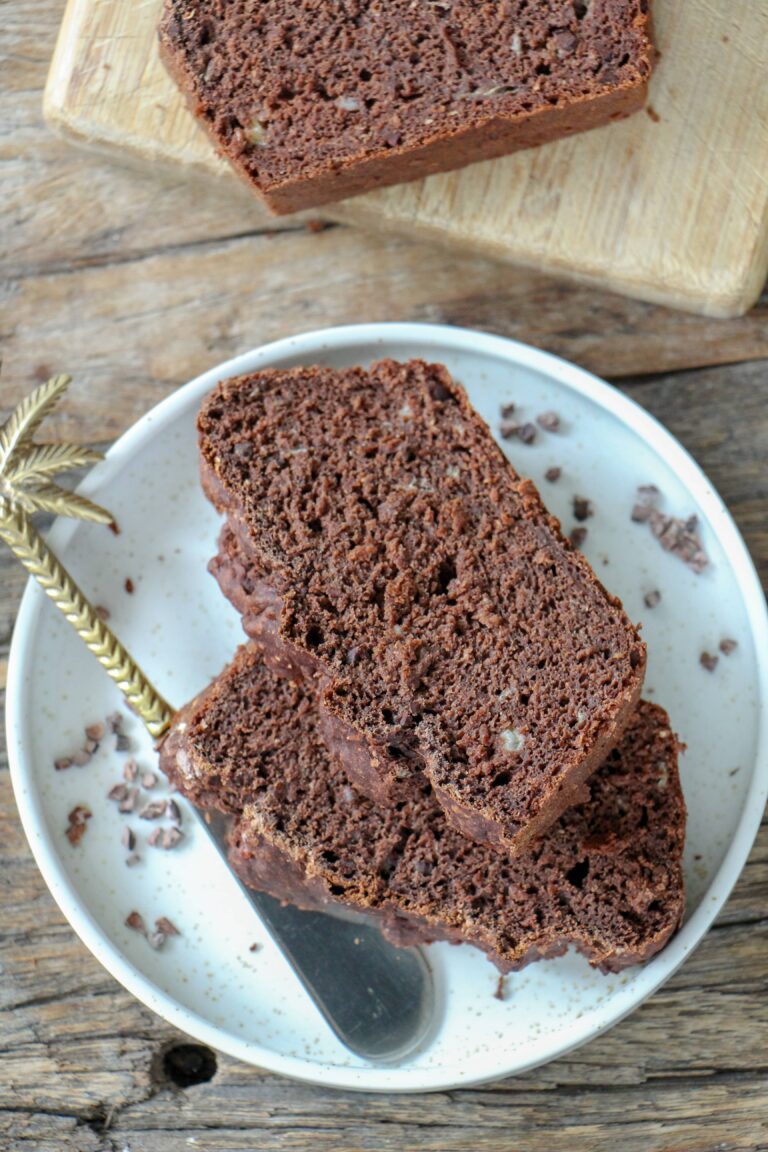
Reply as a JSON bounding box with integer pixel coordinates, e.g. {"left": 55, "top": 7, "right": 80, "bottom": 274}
{"left": 7, "top": 324, "right": 768, "bottom": 1092}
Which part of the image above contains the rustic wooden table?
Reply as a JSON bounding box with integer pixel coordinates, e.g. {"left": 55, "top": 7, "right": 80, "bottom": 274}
{"left": 3, "top": 4, "right": 768, "bottom": 1150}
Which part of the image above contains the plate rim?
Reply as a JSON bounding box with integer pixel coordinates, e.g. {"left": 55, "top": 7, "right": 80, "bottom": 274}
{"left": 6, "top": 321, "right": 768, "bottom": 1092}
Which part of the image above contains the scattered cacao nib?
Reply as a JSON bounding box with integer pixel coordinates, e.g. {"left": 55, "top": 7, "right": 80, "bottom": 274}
{"left": 494, "top": 974, "right": 508, "bottom": 1001}
{"left": 163, "top": 826, "right": 184, "bottom": 850}
{"left": 108, "top": 782, "right": 129, "bottom": 802}
{"left": 85, "top": 722, "right": 105, "bottom": 742}
{"left": 155, "top": 916, "right": 180, "bottom": 937}
{"left": 631, "top": 485, "right": 709, "bottom": 572}
{"left": 631, "top": 484, "right": 661, "bottom": 522}
{"left": 125, "top": 853, "right": 141, "bottom": 867}
{"left": 544, "top": 467, "right": 561, "bottom": 483}
{"left": 115, "top": 733, "right": 131, "bottom": 753}
{"left": 536, "top": 411, "right": 560, "bottom": 433}
{"left": 729, "top": 767, "right": 741, "bottom": 776}
{"left": 124, "top": 578, "right": 135, "bottom": 594}
{"left": 572, "top": 496, "right": 593, "bottom": 522}
{"left": 148, "top": 826, "right": 184, "bottom": 850}
{"left": 139, "top": 800, "right": 167, "bottom": 821}
{"left": 72, "top": 749, "right": 92, "bottom": 767}
{"left": 648, "top": 509, "right": 709, "bottom": 572}
{"left": 124, "top": 759, "right": 139, "bottom": 782}
{"left": 54, "top": 757, "right": 73, "bottom": 771}
{"left": 165, "top": 799, "right": 182, "bottom": 825}
{"left": 700, "top": 651, "right": 718, "bottom": 672}
{"left": 106, "top": 712, "right": 123, "bottom": 734}
{"left": 249, "top": 942, "right": 261, "bottom": 953}
{"left": 643, "top": 590, "right": 661, "bottom": 609}
{"left": 719, "top": 637, "right": 738, "bottom": 656}
{"left": 66, "top": 805, "right": 92, "bottom": 846}
{"left": 638, "top": 484, "right": 661, "bottom": 502}
{"left": 84, "top": 738, "right": 99, "bottom": 755}
{"left": 95, "top": 605, "right": 111, "bottom": 622}
{"left": 121, "top": 826, "right": 136, "bottom": 851}
{"left": 569, "top": 526, "right": 588, "bottom": 549}
{"left": 125, "top": 911, "right": 146, "bottom": 934}
{"left": 517, "top": 422, "right": 537, "bottom": 445}
{"left": 141, "top": 771, "right": 158, "bottom": 790}
{"left": 147, "top": 931, "right": 168, "bottom": 950}
{"left": 499, "top": 419, "right": 519, "bottom": 440}
{"left": 108, "top": 520, "right": 121, "bottom": 536}
{"left": 118, "top": 788, "right": 139, "bottom": 814}
{"left": 500, "top": 402, "right": 516, "bottom": 420}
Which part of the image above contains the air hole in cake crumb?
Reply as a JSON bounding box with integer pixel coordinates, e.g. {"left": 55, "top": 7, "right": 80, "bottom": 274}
{"left": 305, "top": 625, "right": 323, "bottom": 648}
{"left": 492, "top": 770, "right": 511, "bottom": 787}
{"left": 436, "top": 557, "right": 457, "bottom": 594}
{"left": 382, "top": 707, "right": 395, "bottom": 726}
{"left": 566, "top": 859, "right": 590, "bottom": 888}
{"left": 387, "top": 744, "right": 404, "bottom": 760}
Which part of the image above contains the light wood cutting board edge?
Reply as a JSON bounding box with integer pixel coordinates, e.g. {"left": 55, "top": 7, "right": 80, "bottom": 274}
{"left": 43, "top": 0, "right": 768, "bottom": 319}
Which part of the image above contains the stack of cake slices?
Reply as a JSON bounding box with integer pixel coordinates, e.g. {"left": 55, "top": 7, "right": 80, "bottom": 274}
{"left": 160, "top": 359, "right": 686, "bottom": 975}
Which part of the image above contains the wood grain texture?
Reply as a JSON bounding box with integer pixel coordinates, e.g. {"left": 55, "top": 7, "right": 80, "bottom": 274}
{"left": 3, "top": 2, "right": 768, "bottom": 1148}
{"left": 44, "top": 0, "right": 768, "bottom": 317}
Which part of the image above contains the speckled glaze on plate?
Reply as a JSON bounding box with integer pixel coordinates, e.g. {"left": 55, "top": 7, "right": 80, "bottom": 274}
{"left": 7, "top": 324, "right": 768, "bottom": 1092}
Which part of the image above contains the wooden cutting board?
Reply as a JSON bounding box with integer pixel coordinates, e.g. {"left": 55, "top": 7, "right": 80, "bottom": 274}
{"left": 44, "top": 0, "right": 768, "bottom": 318}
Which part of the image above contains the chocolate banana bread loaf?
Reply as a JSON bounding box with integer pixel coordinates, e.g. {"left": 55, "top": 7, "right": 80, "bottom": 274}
{"left": 160, "top": 645, "right": 685, "bottom": 974}
{"left": 198, "top": 359, "right": 646, "bottom": 853}
{"left": 158, "top": 0, "right": 654, "bottom": 214}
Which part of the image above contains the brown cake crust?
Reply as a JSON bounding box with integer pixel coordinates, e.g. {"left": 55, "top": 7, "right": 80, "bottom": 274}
{"left": 158, "top": 1, "right": 654, "bottom": 214}
{"left": 198, "top": 359, "right": 646, "bottom": 853}
{"left": 160, "top": 645, "right": 685, "bottom": 974}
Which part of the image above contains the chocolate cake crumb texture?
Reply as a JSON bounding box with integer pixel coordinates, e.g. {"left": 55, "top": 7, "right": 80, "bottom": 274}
{"left": 161, "top": 646, "right": 685, "bottom": 975}
{"left": 199, "top": 359, "right": 645, "bottom": 851}
{"left": 158, "top": 0, "right": 654, "bottom": 213}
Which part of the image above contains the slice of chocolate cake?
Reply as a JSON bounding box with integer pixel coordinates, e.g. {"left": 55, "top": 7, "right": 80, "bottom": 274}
{"left": 198, "top": 359, "right": 646, "bottom": 853}
{"left": 160, "top": 646, "right": 685, "bottom": 974}
{"left": 158, "top": 1, "right": 654, "bottom": 214}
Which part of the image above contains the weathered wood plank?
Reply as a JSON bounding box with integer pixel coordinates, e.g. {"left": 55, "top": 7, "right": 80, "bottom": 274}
{"left": 5, "top": 224, "right": 768, "bottom": 447}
